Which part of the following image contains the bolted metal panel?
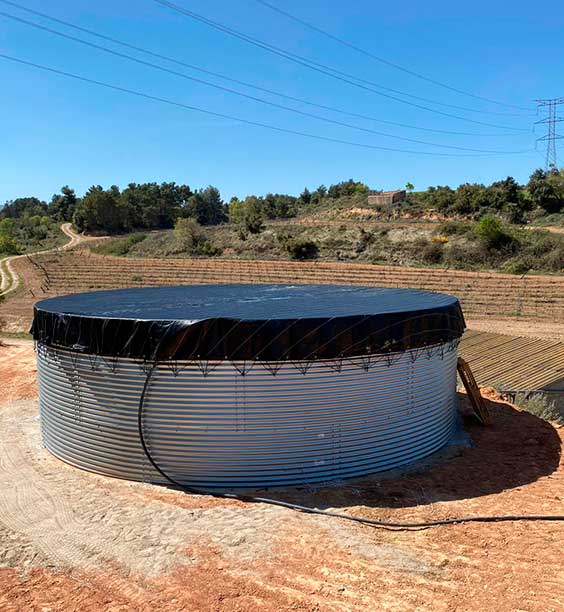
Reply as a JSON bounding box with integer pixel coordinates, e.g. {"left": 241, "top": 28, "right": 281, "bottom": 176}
{"left": 37, "top": 342, "right": 458, "bottom": 487}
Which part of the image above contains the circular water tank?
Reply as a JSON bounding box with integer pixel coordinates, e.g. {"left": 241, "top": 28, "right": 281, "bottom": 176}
{"left": 32, "top": 285, "right": 465, "bottom": 487}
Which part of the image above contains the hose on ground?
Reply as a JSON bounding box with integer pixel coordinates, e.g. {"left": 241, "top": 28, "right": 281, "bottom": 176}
{"left": 138, "top": 364, "right": 564, "bottom": 531}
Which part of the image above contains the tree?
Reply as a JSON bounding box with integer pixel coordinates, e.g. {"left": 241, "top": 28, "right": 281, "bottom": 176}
{"left": 1, "top": 197, "right": 47, "bottom": 219}
{"left": 528, "top": 168, "right": 564, "bottom": 214}
{"left": 239, "top": 196, "right": 265, "bottom": 234}
{"left": 49, "top": 186, "right": 78, "bottom": 222}
{"left": 327, "top": 179, "right": 369, "bottom": 199}
{"left": 310, "top": 184, "right": 327, "bottom": 205}
{"left": 299, "top": 187, "right": 312, "bottom": 206}
{"left": 73, "top": 185, "right": 124, "bottom": 233}
{"left": 0, "top": 218, "right": 16, "bottom": 236}
{"left": 423, "top": 186, "right": 456, "bottom": 211}
{"left": 184, "top": 186, "right": 226, "bottom": 226}
{"left": 489, "top": 176, "right": 520, "bottom": 207}
{"left": 121, "top": 183, "right": 156, "bottom": 229}
{"left": 120, "top": 182, "right": 192, "bottom": 230}
{"left": 405, "top": 182, "right": 414, "bottom": 193}
{"left": 453, "top": 183, "right": 489, "bottom": 216}
{"left": 158, "top": 182, "right": 192, "bottom": 228}
{"left": 228, "top": 197, "right": 245, "bottom": 225}
{"left": 262, "top": 193, "right": 298, "bottom": 219}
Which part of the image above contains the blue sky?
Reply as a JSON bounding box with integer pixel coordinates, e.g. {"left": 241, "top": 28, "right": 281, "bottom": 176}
{"left": 1, "top": 0, "right": 563, "bottom": 203}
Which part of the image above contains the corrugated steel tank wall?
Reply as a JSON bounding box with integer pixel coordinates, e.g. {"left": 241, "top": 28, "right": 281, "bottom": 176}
{"left": 37, "top": 342, "right": 459, "bottom": 487}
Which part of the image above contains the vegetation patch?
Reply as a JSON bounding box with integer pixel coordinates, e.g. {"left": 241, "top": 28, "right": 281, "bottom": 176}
{"left": 284, "top": 238, "right": 319, "bottom": 261}
{"left": 2, "top": 171, "right": 563, "bottom": 273}
{"left": 174, "top": 219, "right": 222, "bottom": 257}
{"left": 95, "top": 233, "right": 147, "bottom": 257}
{"left": 512, "top": 393, "right": 564, "bottom": 425}
{"left": 0, "top": 214, "right": 64, "bottom": 256}
{"left": 99, "top": 219, "right": 563, "bottom": 274}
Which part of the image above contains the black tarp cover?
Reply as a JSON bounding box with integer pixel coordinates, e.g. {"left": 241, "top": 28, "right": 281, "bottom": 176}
{"left": 31, "top": 285, "right": 466, "bottom": 362}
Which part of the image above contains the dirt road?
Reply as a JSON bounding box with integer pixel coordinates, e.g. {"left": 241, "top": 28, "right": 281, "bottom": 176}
{"left": 1, "top": 340, "right": 564, "bottom": 611}
{"left": 0, "top": 223, "right": 93, "bottom": 298}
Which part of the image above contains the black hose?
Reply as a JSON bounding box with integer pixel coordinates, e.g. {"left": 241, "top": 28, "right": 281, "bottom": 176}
{"left": 138, "top": 364, "right": 564, "bottom": 530}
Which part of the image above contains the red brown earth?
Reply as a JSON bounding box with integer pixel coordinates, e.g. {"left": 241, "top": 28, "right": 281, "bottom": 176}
{"left": 1, "top": 339, "right": 564, "bottom": 611}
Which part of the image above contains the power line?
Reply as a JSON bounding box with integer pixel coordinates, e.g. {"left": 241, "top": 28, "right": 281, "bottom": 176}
{"left": 255, "top": 0, "right": 532, "bottom": 113}
{"left": 152, "top": 0, "right": 530, "bottom": 129}
{"left": 0, "top": 10, "right": 531, "bottom": 155}
{"left": 0, "top": 0, "right": 522, "bottom": 139}
{"left": 0, "top": 52, "right": 533, "bottom": 158}
{"left": 154, "top": 0, "right": 528, "bottom": 120}
{"left": 535, "top": 97, "right": 564, "bottom": 169}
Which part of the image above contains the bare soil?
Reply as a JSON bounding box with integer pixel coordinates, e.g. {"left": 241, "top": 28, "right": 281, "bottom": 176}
{"left": 1, "top": 341, "right": 564, "bottom": 611}
{"left": 465, "top": 317, "right": 564, "bottom": 342}
{"left": 0, "top": 338, "right": 37, "bottom": 401}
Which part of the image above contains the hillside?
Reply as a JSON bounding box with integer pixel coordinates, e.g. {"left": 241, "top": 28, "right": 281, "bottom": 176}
{"left": 94, "top": 218, "right": 564, "bottom": 276}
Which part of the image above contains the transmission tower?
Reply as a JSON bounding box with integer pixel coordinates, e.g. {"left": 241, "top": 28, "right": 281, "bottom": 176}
{"left": 535, "top": 97, "right": 564, "bottom": 169}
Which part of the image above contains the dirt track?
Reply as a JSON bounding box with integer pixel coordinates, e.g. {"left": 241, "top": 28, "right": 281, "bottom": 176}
{"left": 0, "top": 223, "right": 89, "bottom": 298}
{"left": 1, "top": 340, "right": 564, "bottom": 611}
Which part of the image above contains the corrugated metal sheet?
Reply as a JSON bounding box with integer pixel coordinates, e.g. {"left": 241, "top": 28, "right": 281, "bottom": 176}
{"left": 460, "top": 330, "right": 564, "bottom": 392}
{"left": 37, "top": 343, "right": 458, "bottom": 487}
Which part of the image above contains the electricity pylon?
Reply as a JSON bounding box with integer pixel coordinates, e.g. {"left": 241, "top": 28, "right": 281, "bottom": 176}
{"left": 535, "top": 97, "right": 564, "bottom": 170}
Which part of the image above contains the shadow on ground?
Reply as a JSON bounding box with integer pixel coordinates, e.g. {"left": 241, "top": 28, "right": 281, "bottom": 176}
{"left": 237, "top": 393, "right": 562, "bottom": 510}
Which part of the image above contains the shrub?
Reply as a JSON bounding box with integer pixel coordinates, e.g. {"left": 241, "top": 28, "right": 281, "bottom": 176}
{"left": 438, "top": 221, "right": 471, "bottom": 236}
{"left": 502, "top": 258, "right": 532, "bottom": 275}
{"left": 474, "top": 216, "right": 514, "bottom": 251}
{"left": 512, "top": 393, "right": 563, "bottom": 425}
{"left": 444, "top": 242, "right": 487, "bottom": 269}
{"left": 514, "top": 231, "right": 564, "bottom": 273}
{"left": 544, "top": 244, "right": 564, "bottom": 272}
{"left": 421, "top": 241, "right": 444, "bottom": 264}
{"left": 97, "top": 232, "right": 146, "bottom": 256}
{"left": 198, "top": 241, "right": 223, "bottom": 257}
{"left": 174, "top": 218, "right": 205, "bottom": 253}
{"left": 276, "top": 231, "right": 291, "bottom": 247}
{"left": 525, "top": 232, "right": 559, "bottom": 258}
{"left": 230, "top": 196, "right": 265, "bottom": 234}
{"left": 502, "top": 202, "right": 527, "bottom": 225}
{"left": 174, "top": 218, "right": 221, "bottom": 256}
{"left": 355, "top": 229, "right": 374, "bottom": 254}
{"left": 0, "top": 235, "right": 21, "bottom": 255}
{"left": 285, "top": 239, "right": 319, "bottom": 260}
{"left": 244, "top": 208, "right": 265, "bottom": 234}
{"left": 531, "top": 211, "right": 564, "bottom": 228}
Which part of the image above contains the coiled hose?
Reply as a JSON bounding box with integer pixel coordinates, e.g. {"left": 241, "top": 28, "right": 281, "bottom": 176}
{"left": 138, "top": 365, "right": 564, "bottom": 530}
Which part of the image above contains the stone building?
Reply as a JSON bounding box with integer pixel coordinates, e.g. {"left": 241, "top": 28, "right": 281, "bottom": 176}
{"left": 368, "top": 190, "right": 407, "bottom": 207}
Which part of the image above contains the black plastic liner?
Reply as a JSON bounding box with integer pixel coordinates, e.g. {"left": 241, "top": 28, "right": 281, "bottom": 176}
{"left": 31, "top": 285, "right": 465, "bottom": 362}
